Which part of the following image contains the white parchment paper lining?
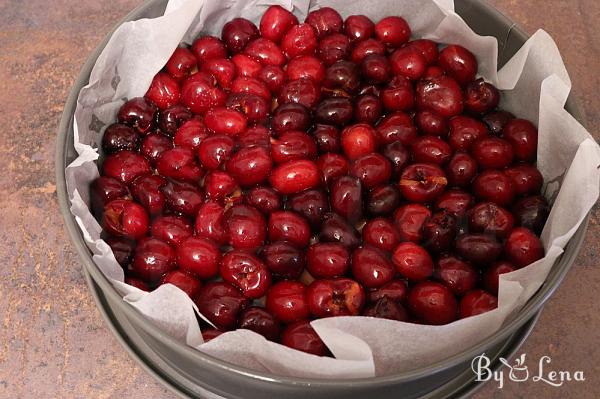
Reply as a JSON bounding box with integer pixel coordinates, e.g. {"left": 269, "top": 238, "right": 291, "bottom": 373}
{"left": 65, "top": 0, "right": 600, "bottom": 379}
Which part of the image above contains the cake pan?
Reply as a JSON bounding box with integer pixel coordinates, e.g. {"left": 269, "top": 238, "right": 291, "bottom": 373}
{"left": 56, "top": 0, "right": 590, "bottom": 397}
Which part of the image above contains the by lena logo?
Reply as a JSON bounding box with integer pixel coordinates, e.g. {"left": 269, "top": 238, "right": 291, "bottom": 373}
{"left": 471, "top": 353, "right": 585, "bottom": 389}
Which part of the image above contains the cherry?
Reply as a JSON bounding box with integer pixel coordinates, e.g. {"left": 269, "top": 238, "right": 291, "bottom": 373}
{"left": 323, "top": 60, "right": 360, "bottom": 95}
{"left": 180, "top": 72, "right": 226, "bottom": 114}
{"left": 315, "top": 97, "right": 353, "bottom": 126}
{"left": 305, "top": 7, "right": 343, "bottom": 38}
{"left": 422, "top": 210, "right": 457, "bottom": 253}
{"left": 416, "top": 111, "right": 449, "bottom": 137}
{"left": 399, "top": 163, "right": 448, "bottom": 203}
{"left": 344, "top": 15, "right": 374, "bottom": 42}
{"left": 195, "top": 202, "right": 228, "bottom": 245}
{"left": 237, "top": 125, "right": 272, "bottom": 149}
{"left": 316, "top": 152, "right": 349, "bottom": 184}
{"left": 258, "top": 65, "right": 287, "bottom": 94}
{"left": 434, "top": 189, "right": 474, "bottom": 217}
{"left": 377, "top": 112, "right": 417, "bottom": 146}
{"left": 363, "top": 297, "right": 408, "bottom": 321}
{"left": 459, "top": 290, "right": 498, "bottom": 318}
{"left": 271, "top": 103, "right": 311, "bottom": 133}
{"left": 165, "top": 47, "right": 197, "bottom": 81}
{"left": 102, "top": 199, "right": 148, "bottom": 240}
{"left": 266, "top": 281, "right": 309, "bottom": 323}
{"left": 278, "top": 77, "right": 321, "bottom": 108}
{"left": 504, "top": 165, "right": 543, "bottom": 197}
{"left": 424, "top": 64, "right": 445, "bottom": 78}
{"left": 393, "top": 204, "right": 432, "bottom": 243}
{"left": 472, "top": 170, "right": 515, "bottom": 206}
{"left": 412, "top": 136, "right": 452, "bottom": 165}
{"left": 90, "top": 176, "right": 130, "bottom": 216}
{"left": 221, "top": 17, "right": 259, "bottom": 53}
{"left": 226, "top": 146, "right": 273, "bottom": 187}
{"left": 268, "top": 211, "right": 311, "bottom": 248}
{"left": 471, "top": 137, "right": 514, "bottom": 169}
{"left": 145, "top": 72, "right": 180, "bottom": 110}
{"left": 361, "top": 54, "right": 391, "bottom": 84}
{"left": 366, "top": 184, "right": 401, "bottom": 216}
{"left": 502, "top": 119, "right": 538, "bottom": 162}
{"left": 306, "top": 278, "right": 366, "bottom": 317}
{"left": 151, "top": 215, "right": 193, "bottom": 247}
{"left": 191, "top": 36, "right": 228, "bottom": 63}
{"left": 482, "top": 110, "right": 515, "bottom": 135}
{"left": 103, "top": 150, "right": 152, "bottom": 185}
{"left": 504, "top": 227, "right": 544, "bottom": 268}
{"left": 231, "top": 76, "right": 272, "bottom": 100}
{"left": 319, "top": 212, "right": 361, "bottom": 248}
{"left": 446, "top": 151, "right": 478, "bottom": 187}
{"left": 140, "top": 132, "right": 173, "bottom": 164}
{"left": 198, "top": 134, "right": 234, "bottom": 170}
{"left": 204, "top": 107, "right": 248, "bottom": 136}
{"left": 361, "top": 218, "right": 399, "bottom": 252}
{"left": 306, "top": 242, "right": 350, "bottom": 278}
{"left": 200, "top": 58, "right": 237, "bottom": 89}
{"left": 106, "top": 237, "right": 135, "bottom": 268}
{"left": 176, "top": 236, "right": 221, "bottom": 279}
{"left": 408, "top": 281, "right": 458, "bottom": 325}
{"left": 392, "top": 242, "right": 434, "bottom": 281}
{"left": 204, "top": 170, "right": 238, "bottom": 200}
{"left": 330, "top": 176, "right": 363, "bottom": 222}
{"left": 288, "top": 189, "right": 329, "bottom": 228}
{"left": 448, "top": 115, "right": 488, "bottom": 151}
{"left": 403, "top": 39, "right": 439, "bottom": 65}
{"left": 225, "top": 93, "right": 269, "bottom": 125}
{"left": 512, "top": 195, "right": 549, "bottom": 234}
{"left": 259, "top": 5, "right": 298, "bottom": 43}
{"left": 269, "top": 159, "right": 321, "bottom": 194}
{"left": 231, "top": 53, "right": 262, "bottom": 77}
{"left": 202, "top": 328, "right": 224, "bottom": 342}
{"left": 102, "top": 124, "right": 140, "bottom": 154}
{"left": 389, "top": 47, "right": 427, "bottom": 80}
{"left": 117, "top": 97, "right": 157, "bottom": 134}
{"left": 156, "top": 147, "right": 203, "bottom": 183}
{"left": 381, "top": 76, "right": 414, "bottom": 112}
{"left": 131, "top": 174, "right": 166, "bottom": 215}
{"left": 224, "top": 204, "right": 267, "bottom": 250}
{"left": 416, "top": 76, "right": 464, "bottom": 117}
{"left": 161, "top": 179, "right": 204, "bottom": 216}
{"left": 246, "top": 186, "right": 282, "bottom": 214}
{"left": 132, "top": 237, "right": 176, "bottom": 282}
{"left": 124, "top": 276, "right": 149, "bottom": 291}
{"left": 438, "top": 45, "right": 477, "bottom": 86}
{"left": 352, "top": 246, "right": 395, "bottom": 288}
{"left": 280, "top": 321, "right": 328, "bottom": 356}
{"left": 351, "top": 153, "right": 392, "bottom": 188}
{"left": 238, "top": 307, "right": 281, "bottom": 341}
{"left": 286, "top": 55, "right": 325, "bottom": 82}
{"left": 374, "top": 16, "right": 411, "bottom": 48}
{"left": 464, "top": 78, "right": 500, "bottom": 114}
{"left": 194, "top": 281, "right": 249, "bottom": 331}
{"left": 468, "top": 201, "right": 514, "bottom": 239}
{"left": 317, "top": 33, "right": 351, "bottom": 66}
{"left": 382, "top": 141, "right": 410, "bottom": 175}
{"left": 368, "top": 280, "right": 408, "bottom": 304}
{"left": 341, "top": 124, "right": 378, "bottom": 160}
{"left": 354, "top": 94, "right": 383, "bottom": 125}
{"left": 281, "top": 23, "right": 318, "bottom": 59}
{"left": 434, "top": 255, "right": 478, "bottom": 296}
{"left": 160, "top": 270, "right": 202, "bottom": 298}
{"left": 455, "top": 233, "right": 502, "bottom": 265}
{"left": 483, "top": 261, "right": 515, "bottom": 295}
{"left": 261, "top": 241, "right": 305, "bottom": 280}
{"left": 220, "top": 250, "right": 272, "bottom": 298}
{"left": 160, "top": 105, "right": 193, "bottom": 137}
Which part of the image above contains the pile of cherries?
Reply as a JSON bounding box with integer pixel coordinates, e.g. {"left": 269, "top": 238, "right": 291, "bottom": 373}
{"left": 91, "top": 6, "right": 549, "bottom": 356}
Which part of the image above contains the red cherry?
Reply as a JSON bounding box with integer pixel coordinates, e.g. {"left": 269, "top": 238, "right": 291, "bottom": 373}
{"left": 258, "top": 64, "right": 287, "bottom": 94}
{"left": 352, "top": 246, "right": 395, "bottom": 288}
{"left": 101, "top": 123, "right": 140, "bottom": 154}
{"left": 434, "top": 255, "right": 478, "bottom": 295}
{"left": 382, "top": 141, "right": 411, "bottom": 175}
{"left": 315, "top": 97, "right": 353, "bottom": 126}
{"left": 381, "top": 76, "right": 414, "bottom": 112}
{"left": 198, "top": 134, "right": 235, "bottom": 170}
{"left": 483, "top": 261, "right": 516, "bottom": 294}
{"left": 261, "top": 241, "right": 305, "bottom": 280}
{"left": 124, "top": 276, "right": 149, "bottom": 291}
{"left": 374, "top": 16, "right": 411, "bottom": 48}
{"left": 316, "top": 153, "right": 349, "bottom": 185}
{"left": 140, "top": 132, "right": 173, "bottom": 164}
{"left": 102, "top": 150, "right": 151, "bottom": 184}
{"left": 224, "top": 204, "right": 267, "bottom": 250}
{"left": 459, "top": 289, "right": 498, "bottom": 318}
{"left": 286, "top": 55, "right": 325, "bottom": 82}
{"left": 504, "top": 227, "right": 544, "bottom": 268}
{"left": 151, "top": 215, "right": 193, "bottom": 247}
{"left": 173, "top": 116, "right": 206, "bottom": 148}
{"left": 376, "top": 112, "right": 418, "bottom": 146}
{"left": 415, "top": 110, "right": 449, "bottom": 137}
{"left": 408, "top": 281, "right": 458, "bottom": 325}
{"left": 220, "top": 250, "right": 272, "bottom": 299}
{"left": 306, "top": 242, "right": 350, "bottom": 278}
{"left": 180, "top": 72, "right": 226, "bottom": 114}
{"left": 231, "top": 76, "right": 272, "bottom": 100}
{"left": 317, "top": 33, "right": 351, "bottom": 66}
{"left": 366, "top": 184, "right": 401, "bottom": 216}
{"left": 483, "top": 110, "right": 515, "bottom": 135}
{"left": 399, "top": 163, "right": 448, "bottom": 203}
{"left": 288, "top": 189, "right": 329, "bottom": 228}
{"left": 393, "top": 204, "right": 432, "bottom": 243}
{"left": 354, "top": 94, "right": 383, "bottom": 125}
{"left": 226, "top": 146, "right": 273, "bottom": 187}
{"left": 266, "top": 281, "right": 309, "bottom": 323}
{"left": 231, "top": 53, "right": 262, "bottom": 77}
{"left": 156, "top": 147, "right": 203, "bottom": 183}
{"left": 191, "top": 36, "right": 227, "bottom": 63}
{"left": 363, "top": 297, "right": 408, "bottom": 321}
{"left": 102, "top": 199, "right": 149, "bottom": 240}
{"left": 268, "top": 211, "right": 311, "bottom": 248}
{"left": 455, "top": 234, "right": 503, "bottom": 265}
{"left": 259, "top": 5, "right": 299, "bottom": 43}
{"left": 90, "top": 176, "right": 129, "bottom": 215}
{"left": 434, "top": 189, "right": 474, "bottom": 218}
{"left": 351, "top": 38, "right": 386, "bottom": 64}
{"left": 165, "top": 47, "right": 197, "bottom": 81}
{"left": 305, "top": 7, "right": 343, "bottom": 38}
{"left": 131, "top": 174, "right": 166, "bottom": 215}
{"left": 350, "top": 153, "right": 392, "bottom": 188}
{"left": 422, "top": 210, "right": 457, "bottom": 253}
{"left": 446, "top": 151, "right": 478, "bottom": 187}
{"left": 176, "top": 237, "right": 221, "bottom": 279}
{"left": 468, "top": 202, "right": 515, "bottom": 238}
{"left": 194, "top": 281, "right": 249, "bottom": 331}
{"left": 471, "top": 137, "right": 514, "bottom": 170}
{"left": 448, "top": 115, "right": 489, "bottom": 151}
{"left": 504, "top": 165, "right": 543, "bottom": 196}
{"left": 221, "top": 17, "right": 259, "bottom": 53}
{"left": 341, "top": 124, "right": 378, "bottom": 160}
{"left": 117, "top": 97, "right": 157, "bottom": 134}
{"left": 204, "top": 107, "right": 248, "bottom": 136}
{"left": 330, "top": 176, "right": 363, "bottom": 222}
{"left": 238, "top": 307, "right": 281, "bottom": 341}
{"left": 204, "top": 170, "right": 238, "bottom": 200}
{"left": 512, "top": 195, "right": 550, "bottom": 235}
{"left": 200, "top": 58, "right": 237, "bottom": 89}
{"left": 392, "top": 242, "right": 434, "bottom": 281}
{"left": 368, "top": 280, "right": 408, "bottom": 304}
{"left": 472, "top": 170, "right": 515, "bottom": 206}
{"left": 278, "top": 77, "right": 321, "bottom": 109}
{"left": 411, "top": 136, "right": 452, "bottom": 165}
{"left": 132, "top": 237, "right": 176, "bottom": 282}
{"left": 389, "top": 47, "right": 427, "bottom": 80}
{"left": 362, "top": 217, "right": 400, "bottom": 252}
{"left": 269, "top": 159, "right": 321, "bottom": 195}
{"left": 323, "top": 60, "right": 361, "bottom": 94}
{"left": 320, "top": 213, "right": 361, "bottom": 248}
{"left": 344, "top": 15, "right": 374, "bottom": 42}
{"left": 280, "top": 321, "right": 328, "bottom": 356}
{"left": 502, "top": 119, "right": 538, "bottom": 162}
{"left": 306, "top": 278, "right": 366, "bottom": 317}
{"left": 281, "top": 24, "right": 318, "bottom": 59}
{"left": 246, "top": 186, "right": 282, "bottom": 214}
{"left": 416, "top": 76, "right": 464, "bottom": 117}
{"left": 271, "top": 103, "right": 311, "bottom": 133}
{"left": 403, "top": 39, "right": 439, "bottom": 65}
{"left": 145, "top": 72, "right": 180, "bottom": 110}
{"left": 226, "top": 93, "right": 270, "bottom": 125}
{"left": 160, "top": 270, "right": 202, "bottom": 298}
{"left": 438, "top": 45, "right": 477, "bottom": 86}
{"left": 161, "top": 180, "right": 203, "bottom": 217}
{"left": 195, "top": 202, "right": 228, "bottom": 245}
{"left": 271, "top": 131, "right": 318, "bottom": 164}
{"left": 464, "top": 78, "right": 500, "bottom": 114}
{"left": 245, "top": 38, "right": 287, "bottom": 66}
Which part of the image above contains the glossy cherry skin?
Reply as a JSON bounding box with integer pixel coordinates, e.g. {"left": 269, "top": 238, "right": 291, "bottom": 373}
{"left": 117, "top": 97, "right": 157, "bottom": 134}
{"left": 198, "top": 134, "right": 234, "bottom": 170}
{"left": 280, "top": 321, "right": 328, "bottom": 356}
{"left": 220, "top": 250, "right": 272, "bottom": 299}
{"left": 483, "top": 261, "right": 516, "bottom": 295}
{"left": 102, "top": 199, "right": 149, "bottom": 240}
{"left": 483, "top": 110, "right": 515, "bottom": 135}
{"left": 204, "top": 170, "right": 238, "bottom": 201}
{"left": 455, "top": 233, "right": 503, "bottom": 265}
{"left": 446, "top": 151, "right": 478, "bottom": 187}
{"left": 224, "top": 204, "right": 267, "bottom": 250}
{"left": 382, "top": 141, "right": 410, "bottom": 175}
{"left": 502, "top": 119, "right": 538, "bottom": 162}
{"left": 363, "top": 297, "right": 408, "bottom": 321}
{"left": 145, "top": 72, "right": 180, "bottom": 110}
{"left": 305, "top": 7, "right": 343, "bottom": 38}
{"left": 132, "top": 237, "right": 176, "bottom": 282}
{"left": 195, "top": 202, "right": 228, "bottom": 245}
{"left": 323, "top": 60, "right": 360, "bottom": 95}
{"left": 367, "top": 184, "right": 401, "bottom": 217}
{"left": 362, "top": 218, "right": 399, "bottom": 252}
{"left": 271, "top": 103, "right": 311, "bottom": 133}
{"left": 381, "top": 76, "right": 414, "bottom": 112}
{"left": 266, "top": 281, "right": 310, "bottom": 324}
{"left": 140, "top": 132, "right": 173, "bottom": 164}
{"left": 459, "top": 290, "right": 498, "bottom": 318}
{"left": 156, "top": 148, "right": 203, "bottom": 183}
{"left": 374, "top": 16, "right": 410, "bottom": 48}
{"left": 176, "top": 237, "right": 221, "bottom": 279}
{"left": 330, "top": 176, "right": 363, "bottom": 222}
{"left": 307, "top": 278, "right": 366, "bottom": 318}
{"left": 350, "top": 153, "right": 392, "bottom": 188}
{"left": 416, "top": 76, "right": 464, "bottom": 117}
{"left": 393, "top": 204, "right": 432, "bottom": 243}
{"left": 368, "top": 280, "right": 408, "bottom": 304}
{"left": 423, "top": 65, "right": 445, "bottom": 79}
{"left": 471, "top": 137, "right": 514, "bottom": 169}
{"left": 268, "top": 211, "right": 311, "bottom": 248}
{"left": 376, "top": 112, "right": 417, "bottom": 146}
{"left": 231, "top": 76, "right": 272, "bottom": 100}
{"left": 351, "top": 38, "right": 385, "bottom": 64}
{"left": 225, "top": 93, "right": 270, "bottom": 125}
{"left": 160, "top": 105, "right": 193, "bottom": 137}
{"left": 204, "top": 107, "right": 248, "bottom": 136}
{"left": 354, "top": 94, "right": 383, "bottom": 125}
{"left": 102, "top": 123, "right": 140, "bottom": 154}
{"left": 245, "top": 37, "right": 287, "bottom": 66}
{"left": 90, "top": 176, "right": 130, "bottom": 216}
{"left": 403, "top": 39, "right": 439, "bottom": 65}
{"left": 464, "top": 78, "right": 500, "bottom": 114}
{"left": 226, "top": 146, "right": 273, "bottom": 187}
{"left": 438, "top": 45, "right": 477, "bottom": 86}
{"left": 472, "top": 170, "right": 515, "bottom": 206}
{"left": 246, "top": 186, "right": 282, "bottom": 215}
{"left": 344, "top": 15, "right": 374, "bottom": 42}
{"left": 392, "top": 242, "right": 434, "bottom": 281}
{"left": 399, "top": 163, "right": 448, "bottom": 203}
{"left": 237, "top": 125, "right": 272, "bottom": 149}
{"left": 448, "top": 115, "right": 489, "bottom": 151}
{"left": 288, "top": 189, "right": 329, "bottom": 228}
{"left": 434, "top": 189, "right": 474, "bottom": 218}
{"left": 360, "top": 54, "right": 391, "bottom": 84}
{"left": 180, "top": 72, "right": 226, "bottom": 114}
{"left": 316, "top": 153, "right": 348, "bottom": 185}
{"left": 278, "top": 78, "right": 321, "bottom": 108}
{"left": 258, "top": 65, "right": 287, "bottom": 94}
{"left": 103, "top": 150, "right": 152, "bottom": 184}
{"left": 261, "top": 241, "right": 305, "bottom": 280}
{"left": 269, "top": 159, "right": 321, "bottom": 195}
{"left": 468, "top": 201, "right": 515, "bottom": 239}
{"left": 341, "top": 124, "right": 378, "bottom": 160}
{"left": 151, "top": 215, "right": 193, "bottom": 247}
{"left": 281, "top": 23, "right": 318, "bottom": 59}
{"left": 415, "top": 111, "right": 449, "bottom": 137}
{"left": 165, "top": 47, "right": 197, "bottom": 81}
{"left": 504, "top": 227, "right": 544, "bottom": 268}
{"left": 238, "top": 307, "right": 281, "bottom": 341}
{"left": 389, "top": 47, "right": 427, "bottom": 80}
{"left": 352, "top": 246, "right": 395, "bottom": 288}
{"left": 504, "top": 165, "right": 543, "bottom": 197}
{"left": 412, "top": 136, "right": 452, "bottom": 165}
{"left": 285, "top": 55, "right": 325, "bottom": 84}
{"left": 259, "top": 5, "right": 298, "bottom": 43}
{"left": 194, "top": 281, "right": 249, "bottom": 331}
{"left": 306, "top": 243, "right": 350, "bottom": 278}
{"left": 160, "top": 270, "right": 202, "bottom": 298}
{"left": 315, "top": 97, "right": 353, "bottom": 126}
{"left": 231, "top": 53, "right": 262, "bottom": 77}
{"left": 131, "top": 174, "right": 166, "bottom": 215}
{"left": 512, "top": 195, "right": 549, "bottom": 235}
{"left": 435, "top": 255, "right": 478, "bottom": 296}
{"left": 408, "top": 281, "right": 458, "bottom": 325}
{"left": 317, "top": 33, "right": 351, "bottom": 66}
{"left": 161, "top": 180, "right": 203, "bottom": 217}
{"left": 422, "top": 210, "right": 457, "bottom": 253}
{"left": 319, "top": 213, "right": 361, "bottom": 249}
{"left": 221, "top": 17, "right": 259, "bottom": 53}
{"left": 191, "top": 36, "right": 228, "bottom": 63}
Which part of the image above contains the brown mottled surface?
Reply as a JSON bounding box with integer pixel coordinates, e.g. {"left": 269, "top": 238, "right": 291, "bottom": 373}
{"left": 0, "top": 0, "right": 597, "bottom": 398}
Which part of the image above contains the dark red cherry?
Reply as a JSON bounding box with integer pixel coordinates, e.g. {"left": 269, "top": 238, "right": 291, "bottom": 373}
{"left": 195, "top": 202, "right": 228, "bottom": 245}
{"left": 434, "top": 189, "right": 474, "bottom": 218}
{"left": 504, "top": 227, "right": 544, "bottom": 268}
{"left": 350, "top": 153, "right": 392, "bottom": 188}
{"left": 224, "top": 204, "right": 267, "bottom": 250}
{"left": 286, "top": 55, "right": 326, "bottom": 82}
{"left": 202, "top": 328, "right": 223, "bottom": 342}
{"left": 316, "top": 152, "right": 349, "bottom": 185}
{"left": 176, "top": 236, "right": 221, "bottom": 279}
{"left": 278, "top": 77, "right": 321, "bottom": 108}
{"left": 125, "top": 276, "right": 150, "bottom": 291}
{"left": 389, "top": 47, "right": 427, "bottom": 80}
{"left": 237, "top": 125, "right": 272, "bottom": 149}
{"left": 151, "top": 215, "right": 193, "bottom": 247}
{"left": 468, "top": 202, "right": 515, "bottom": 239}
{"left": 464, "top": 78, "right": 500, "bottom": 114}
{"left": 415, "top": 111, "right": 449, "bottom": 137}
{"left": 165, "top": 47, "right": 197, "bottom": 81}
{"left": 261, "top": 241, "right": 305, "bottom": 280}
{"left": 392, "top": 242, "right": 434, "bottom": 281}
{"left": 438, "top": 45, "right": 477, "bottom": 86}
{"left": 231, "top": 76, "right": 271, "bottom": 100}
{"left": 448, "top": 115, "right": 488, "bottom": 151}
{"left": 471, "top": 137, "right": 514, "bottom": 169}
{"left": 268, "top": 211, "right": 311, "bottom": 248}
{"left": 258, "top": 65, "right": 287, "bottom": 94}
{"left": 399, "top": 163, "right": 448, "bottom": 203}
{"left": 360, "top": 54, "right": 391, "bottom": 84}
{"left": 317, "top": 33, "right": 351, "bottom": 66}
{"left": 103, "top": 199, "right": 149, "bottom": 240}
{"left": 269, "top": 159, "right": 321, "bottom": 195}
{"left": 408, "top": 281, "right": 458, "bottom": 325}
{"left": 226, "top": 146, "right": 273, "bottom": 187}
{"left": 131, "top": 174, "right": 166, "bottom": 215}
{"left": 306, "top": 278, "right": 366, "bottom": 317}
{"left": 434, "top": 255, "right": 478, "bottom": 296}
{"left": 455, "top": 233, "right": 503, "bottom": 265}
{"left": 374, "top": 16, "right": 411, "bottom": 48}
{"left": 161, "top": 179, "right": 203, "bottom": 217}
{"left": 352, "top": 246, "right": 395, "bottom": 288}
{"left": 319, "top": 212, "right": 361, "bottom": 249}
{"left": 102, "top": 150, "right": 151, "bottom": 184}
{"left": 416, "top": 76, "right": 464, "bottom": 117}
{"left": 502, "top": 119, "right": 538, "bottom": 162}
{"left": 306, "top": 242, "right": 350, "bottom": 279}
{"left": 107, "top": 237, "right": 135, "bottom": 267}
{"left": 194, "top": 281, "right": 249, "bottom": 331}
{"left": 132, "top": 237, "right": 176, "bottom": 282}
{"left": 377, "top": 112, "right": 417, "bottom": 146}
{"left": 200, "top": 58, "right": 237, "bottom": 89}
{"left": 246, "top": 186, "right": 282, "bottom": 214}
{"left": 446, "top": 151, "right": 478, "bottom": 187}
{"left": 305, "top": 7, "right": 343, "bottom": 38}
{"left": 344, "top": 15, "right": 374, "bottom": 42}
{"left": 393, "top": 204, "right": 431, "bottom": 243}
{"left": 225, "top": 93, "right": 269, "bottom": 125}
{"left": 198, "top": 134, "right": 234, "bottom": 170}
{"left": 271, "top": 103, "right": 311, "bottom": 133}
{"left": 422, "top": 210, "right": 457, "bottom": 253}
{"left": 238, "top": 307, "right": 280, "bottom": 341}
{"left": 315, "top": 97, "right": 353, "bottom": 126}
{"left": 382, "top": 141, "right": 410, "bottom": 175}
{"left": 280, "top": 321, "right": 328, "bottom": 356}
{"left": 259, "top": 5, "right": 299, "bottom": 43}
{"left": 220, "top": 250, "right": 271, "bottom": 298}
{"left": 281, "top": 23, "right": 318, "bottom": 59}
{"left": 90, "top": 176, "right": 129, "bottom": 216}
{"left": 381, "top": 76, "right": 414, "bottom": 112}
{"left": 351, "top": 38, "right": 385, "bottom": 64}
{"left": 221, "top": 17, "right": 259, "bottom": 53}
{"left": 411, "top": 136, "right": 452, "bottom": 165}
{"left": 483, "top": 261, "right": 516, "bottom": 295}
{"left": 117, "top": 97, "right": 157, "bottom": 134}
{"left": 266, "top": 281, "right": 309, "bottom": 324}
{"left": 145, "top": 72, "right": 180, "bottom": 110}
{"left": 512, "top": 195, "right": 549, "bottom": 235}
{"left": 288, "top": 189, "right": 329, "bottom": 228}
{"left": 459, "top": 290, "right": 498, "bottom": 318}
{"left": 482, "top": 110, "right": 515, "bottom": 135}
{"left": 472, "top": 170, "right": 515, "bottom": 206}
{"left": 330, "top": 176, "right": 363, "bottom": 222}
{"left": 323, "top": 60, "right": 360, "bottom": 95}
{"left": 403, "top": 39, "right": 439, "bottom": 65}
{"left": 368, "top": 280, "right": 408, "bottom": 304}
{"left": 140, "top": 132, "right": 173, "bottom": 164}
{"left": 363, "top": 297, "right": 408, "bottom": 321}
{"left": 366, "top": 185, "right": 401, "bottom": 216}
{"left": 160, "top": 270, "right": 202, "bottom": 298}
{"left": 204, "top": 170, "right": 238, "bottom": 201}
{"left": 156, "top": 147, "right": 203, "bottom": 183}
{"left": 102, "top": 123, "right": 140, "bottom": 154}
{"left": 191, "top": 36, "right": 228, "bottom": 63}
{"left": 160, "top": 105, "right": 193, "bottom": 137}
{"left": 354, "top": 94, "right": 383, "bottom": 125}
{"left": 504, "top": 165, "right": 543, "bottom": 196}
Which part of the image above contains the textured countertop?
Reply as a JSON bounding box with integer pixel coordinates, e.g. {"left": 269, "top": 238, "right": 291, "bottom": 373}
{"left": 0, "top": 0, "right": 598, "bottom": 398}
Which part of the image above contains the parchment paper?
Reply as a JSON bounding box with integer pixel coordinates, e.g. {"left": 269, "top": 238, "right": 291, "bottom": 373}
{"left": 65, "top": 0, "right": 600, "bottom": 379}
